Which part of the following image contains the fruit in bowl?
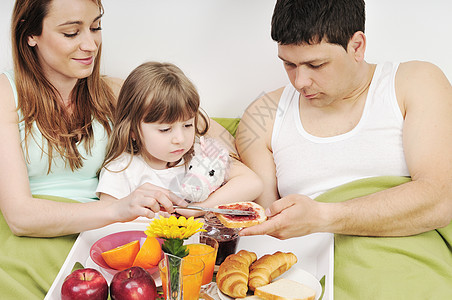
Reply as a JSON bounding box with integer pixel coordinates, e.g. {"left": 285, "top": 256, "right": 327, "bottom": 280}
{"left": 90, "top": 231, "right": 163, "bottom": 275}
{"left": 110, "top": 266, "right": 158, "bottom": 300}
{"left": 61, "top": 268, "right": 108, "bottom": 300}
{"left": 102, "top": 240, "right": 140, "bottom": 270}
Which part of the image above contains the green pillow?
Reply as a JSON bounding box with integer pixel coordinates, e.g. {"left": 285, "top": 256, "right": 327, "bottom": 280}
{"left": 212, "top": 117, "right": 240, "bottom": 137}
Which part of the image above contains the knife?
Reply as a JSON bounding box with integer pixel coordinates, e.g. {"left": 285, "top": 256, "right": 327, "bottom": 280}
{"left": 173, "top": 205, "right": 255, "bottom": 216}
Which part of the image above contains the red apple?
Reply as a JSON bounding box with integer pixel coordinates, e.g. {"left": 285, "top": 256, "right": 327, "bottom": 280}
{"left": 61, "top": 268, "right": 108, "bottom": 300}
{"left": 110, "top": 266, "right": 157, "bottom": 300}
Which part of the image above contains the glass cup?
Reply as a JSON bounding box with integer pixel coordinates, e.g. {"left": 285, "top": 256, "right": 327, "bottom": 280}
{"left": 200, "top": 212, "right": 240, "bottom": 265}
{"left": 158, "top": 255, "right": 204, "bottom": 300}
{"left": 184, "top": 235, "right": 219, "bottom": 289}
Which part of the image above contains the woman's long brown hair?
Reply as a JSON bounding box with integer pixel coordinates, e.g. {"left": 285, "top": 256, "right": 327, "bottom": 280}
{"left": 11, "top": 0, "right": 115, "bottom": 172}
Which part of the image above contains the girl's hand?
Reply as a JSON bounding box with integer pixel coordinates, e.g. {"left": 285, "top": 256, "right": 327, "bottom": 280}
{"left": 104, "top": 183, "right": 189, "bottom": 221}
{"left": 173, "top": 207, "right": 205, "bottom": 218}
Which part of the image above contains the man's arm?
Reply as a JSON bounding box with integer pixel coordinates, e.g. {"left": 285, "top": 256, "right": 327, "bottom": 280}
{"left": 327, "top": 61, "right": 452, "bottom": 236}
{"left": 236, "top": 88, "right": 284, "bottom": 209}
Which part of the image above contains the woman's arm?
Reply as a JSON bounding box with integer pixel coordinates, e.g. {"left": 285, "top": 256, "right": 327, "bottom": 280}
{"left": 98, "top": 183, "right": 187, "bottom": 220}
{"left": 0, "top": 74, "right": 110, "bottom": 237}
{"left": 0, "top": 75, "right": 183, "bottom": 237}
{"left": 97, "top": 164, "right": 188, "bottom": 220}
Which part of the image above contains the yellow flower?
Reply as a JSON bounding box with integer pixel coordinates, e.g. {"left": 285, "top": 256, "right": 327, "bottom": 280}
{"left": 145, "top": 215, "right": 206, "bottom": 258}
{"left": 145, "top": 215, "right": 205, "bottom": 240}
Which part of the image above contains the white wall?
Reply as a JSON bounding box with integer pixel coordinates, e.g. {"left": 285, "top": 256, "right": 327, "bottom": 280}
{"left": 1, "top": 0, "right": 451, "bottom": 118}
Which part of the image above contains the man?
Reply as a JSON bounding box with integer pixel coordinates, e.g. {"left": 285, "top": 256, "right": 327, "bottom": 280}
{"left": 236, "top": 0, "right": 452, "bottom": 298}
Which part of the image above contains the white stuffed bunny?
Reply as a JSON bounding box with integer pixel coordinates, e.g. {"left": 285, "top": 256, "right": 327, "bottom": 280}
{"left": 179, "top": 136, "right": 230, "bottom": 202}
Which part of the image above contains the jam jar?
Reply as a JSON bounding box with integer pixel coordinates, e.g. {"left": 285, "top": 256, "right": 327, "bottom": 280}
{"left": 200, "top": 212, "right": 240, "bottom": 265}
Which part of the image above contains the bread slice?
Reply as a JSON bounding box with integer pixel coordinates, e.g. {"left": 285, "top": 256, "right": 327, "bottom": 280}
{"left": 254, "top": 278, "right": 316, "bottom": 300}
{"left": 215, "top": 201, "right": 267, "bottom": 228}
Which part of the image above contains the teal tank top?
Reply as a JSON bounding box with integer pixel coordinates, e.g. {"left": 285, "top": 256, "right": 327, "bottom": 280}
{"left": 4, "top": 70, "right": 109, "bottom": 203}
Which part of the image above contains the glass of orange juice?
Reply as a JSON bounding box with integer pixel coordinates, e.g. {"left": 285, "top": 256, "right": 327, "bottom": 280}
{"left": 185, "top": 236, "right": 219, "bottom": 289}
{"left": 158, "top": 255, "right": 204, "bottom": 300}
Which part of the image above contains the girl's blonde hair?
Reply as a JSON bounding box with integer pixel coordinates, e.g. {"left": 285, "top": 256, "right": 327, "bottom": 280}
{"left": 102, "top": 61, "right": 209, "bottom": 169}
{"left": 11, "top": 0, "right": 115, "bottom": 173}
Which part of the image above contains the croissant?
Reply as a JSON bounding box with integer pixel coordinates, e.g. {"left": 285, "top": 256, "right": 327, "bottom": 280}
{"left": 216, "top": 250, "right": 257, "bottom": 298}
{"left": 248, "top": 251, "right": 298, "bottom": 291}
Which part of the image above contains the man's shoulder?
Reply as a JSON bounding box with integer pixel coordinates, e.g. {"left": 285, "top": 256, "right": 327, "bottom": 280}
{"left": 266, "top": 86, "right": 286, "bottom": 101}
{"left": 399, "top": 60, "right": 440, "bottom": 72}
{"left": 255, "top": 86, "right": 285, "bottom": 106}
{"left": 238, "top": 86, "right": 287, "bottom": 142}
{"left": 397, "top": 61, "right": 446, "bottom": 85}
{"left": 396, "top": 61, "right": 449, "bottom": 100}
{"left": 242, "top": 86, "right": 286, "bottom": 120}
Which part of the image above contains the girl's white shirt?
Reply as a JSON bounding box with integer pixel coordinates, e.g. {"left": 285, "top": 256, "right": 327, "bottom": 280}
{"left": 96, "top": 153, "right": 186, "bottom": 199}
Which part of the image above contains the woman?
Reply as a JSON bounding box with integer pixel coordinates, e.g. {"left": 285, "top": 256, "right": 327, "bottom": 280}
{"left": 0, "top": 0, "right": 191, "bottom": 239}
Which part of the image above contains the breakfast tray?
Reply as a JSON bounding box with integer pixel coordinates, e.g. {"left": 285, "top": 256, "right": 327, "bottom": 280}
{"left": 45, "top": 219, "right": 334, "bottom": 300}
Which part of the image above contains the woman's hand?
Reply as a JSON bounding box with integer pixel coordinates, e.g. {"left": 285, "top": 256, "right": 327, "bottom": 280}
{"left": 102, "top": 183, "right": 189, "bottom": 221}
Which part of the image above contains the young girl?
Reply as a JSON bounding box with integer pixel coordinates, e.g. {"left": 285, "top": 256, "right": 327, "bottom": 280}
{"left": 96, "top": 61, "right": 263, "bottom": 216}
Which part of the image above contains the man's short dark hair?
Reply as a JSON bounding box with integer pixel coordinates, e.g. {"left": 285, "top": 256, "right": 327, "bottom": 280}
{"left": 271, "top": 0, "right": 365, "bottom": 50}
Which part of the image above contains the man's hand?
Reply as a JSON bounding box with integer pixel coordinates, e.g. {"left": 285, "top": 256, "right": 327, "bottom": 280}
{"left": 239, "top": 194, "right": 326, "bottom": 239}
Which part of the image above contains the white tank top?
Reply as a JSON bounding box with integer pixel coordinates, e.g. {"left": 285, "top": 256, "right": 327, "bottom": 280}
{"left": 272, "top": 62, "right": 410, "bottom": 199}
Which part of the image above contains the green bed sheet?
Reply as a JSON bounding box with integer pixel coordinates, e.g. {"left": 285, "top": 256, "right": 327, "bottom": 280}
{"left": 315, "top": 176, "right": 452, "bottom": 299}
{"left": 0, "top": 195, "right": 78, "bottom": 299}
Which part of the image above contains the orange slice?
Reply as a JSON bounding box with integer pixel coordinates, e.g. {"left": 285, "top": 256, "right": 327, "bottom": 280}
{"left": 132, "top": 237, "right": 162, "bottom": 269}
{"left": 101, "top": 240, "right": 140, "bottom": 270}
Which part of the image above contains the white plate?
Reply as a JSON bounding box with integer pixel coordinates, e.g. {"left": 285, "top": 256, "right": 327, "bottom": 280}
{"left": 217, "top": 267, "right": 322, "bottom": 300}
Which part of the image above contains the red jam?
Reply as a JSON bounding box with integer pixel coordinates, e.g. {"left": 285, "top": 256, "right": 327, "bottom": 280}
{"left": 218, "top": 204, "right": 257, "bottom": 222}
{"left": 200, "top": 212, "right": 240, "bottom": 265}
